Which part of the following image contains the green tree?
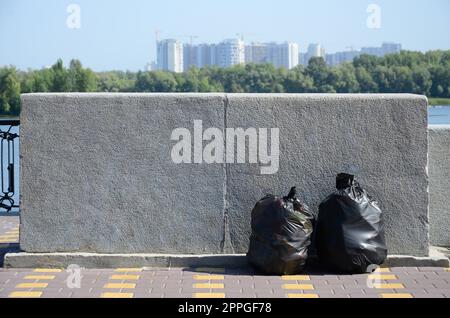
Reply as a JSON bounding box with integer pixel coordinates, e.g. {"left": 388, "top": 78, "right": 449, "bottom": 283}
{"left": 306, "top": 57, "right": 335, "bottom": 92}
{"left": 355, "top": 66, "right": 378, "bottom": 93}
{"left": 332, "top": 63, "right": 359, "bottom": 93}
{"left": 51, "top": 59, "right": 69, "bottom": 92}
{"left": 68, "top": 59, "right": 97, "bottom": 92}
{"left": 284, "top": 66, "right": 314, "bottom": 93}
{"left": 0, "top": 67, "right": 21, "bottom": 115}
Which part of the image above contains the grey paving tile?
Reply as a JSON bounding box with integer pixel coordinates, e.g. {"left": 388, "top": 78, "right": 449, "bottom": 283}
{"left": 417, "top": 267, "right": 446, "bottom": 272}
{"left": 390, "top": 267, "right": 419, "bottom": 272}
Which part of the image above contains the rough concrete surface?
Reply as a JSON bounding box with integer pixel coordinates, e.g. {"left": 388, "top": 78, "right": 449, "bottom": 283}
{"left": 20, "top": 93, "right": 226, "bottom": 254}
{"left": 429, "top": 125, "right": 450, "bottom": 247}
{"left": 226, "top": 94, "right": 429, "bottom": 256}
{"left": 20, "top": 93, "right": 429, "bottom": 257}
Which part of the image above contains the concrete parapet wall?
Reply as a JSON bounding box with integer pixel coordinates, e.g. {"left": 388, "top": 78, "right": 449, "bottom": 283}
{"left": 429, "top": 125, "right": 450, "bottom": 247}
{"left": 19, "top": 93, "right": 429, "bottom": 256}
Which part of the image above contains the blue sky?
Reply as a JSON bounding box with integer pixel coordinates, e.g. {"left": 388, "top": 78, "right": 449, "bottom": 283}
{"left": 0, "top": 0, "right": 449, "bottom": 71}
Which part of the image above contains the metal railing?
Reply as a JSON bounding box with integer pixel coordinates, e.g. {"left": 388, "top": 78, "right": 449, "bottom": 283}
{"left": 0, "top": 119, "right": 19, "bottom": 212}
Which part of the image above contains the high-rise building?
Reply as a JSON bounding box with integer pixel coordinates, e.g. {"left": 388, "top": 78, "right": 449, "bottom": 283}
{"left": 183, "top": 44, "right": 198, "bottom": 72}
{"left": 245, "top": 42, "right": 299, "bottom": 69}
{"left": 326, "top": 50, "right": 361, "bottom": 66}
{"left": 245, "top": 43, "right": 270, "bottom": 64}
{"left": 154, "top": 38, "right": 402, "bottom": 71}
{"left": 270, "top": 42, "right": 299, "bottom": 69}
{"left": 216, "top": 39, "right": 245, "bottom": 68}
{"left": 298, "top": 53, "right": 307, "bottom": 66}
{"left": 299, "top": 43, "right": 326, "bottom": 65}
{"left": 145, "top": 61, "right": 158, "bottom": 71}
{"left": 196, "top": 43, "right": 217, "bottom": 67}
{"left": 156, "top": 39, "right": 184, "bottom": 73}
{"left": 361, "top": 42, "right": 402, "bottom": 57}
{"left": 324, "top": 42, "right": 402, "bottom": 67}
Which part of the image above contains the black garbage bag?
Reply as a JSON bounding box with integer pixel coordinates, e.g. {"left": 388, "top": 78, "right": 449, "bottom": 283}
{"left": 247, "top": 187, "right": 314, "bottom": 275}
{"left": 315, "top": 173, "right": 388, "bottom": 273}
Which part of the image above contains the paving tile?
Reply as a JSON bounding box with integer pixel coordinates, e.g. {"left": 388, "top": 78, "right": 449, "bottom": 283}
{"left": 341, "top": 285, "right": 366, "bottom": 292}
{"left": 287, "top": 293, "right": 319, "bottom": 298}
{"left": 23, "top": 275, "right": 56, "bottom": 280}
{"left": 41, "top": 290, "right": 74, "bottom": 298}
{"left": 193, "top": 292, "right": 225, "bottom": 298}
{"left": 347, "top": 293, "right": 378, "bottom": 298}
{"left": 411, "top": 293, "right": 445, "bottom": 298}
{"left": 101, "top": 292, "right": 134, "bottom": 298}
{"left": 320, "top": 293, "right": 350, "bottom": 298}
{"left": 441, "top": 291, "right": 450, "bottom": 298}
{"left": 380, "top": 293, "right": 413, "bottom": 298}
{"left": 390, "top": 267, "right": 419, "bottom": 272}
{"left": 9, "top": 291, "right": 42, "bottom": 298}
{"left": 281, "top": 275, "right": 310, "bottom": 281}
{"left": 417, "top": 267, "right": 445, "bottom": 272}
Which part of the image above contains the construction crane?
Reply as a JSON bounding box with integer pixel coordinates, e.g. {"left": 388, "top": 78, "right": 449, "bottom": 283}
{"left": 175, "top": 35, "right": 199, "bottom": 46}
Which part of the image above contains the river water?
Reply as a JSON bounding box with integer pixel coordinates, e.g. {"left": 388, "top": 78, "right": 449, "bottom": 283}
{"left": 0, "top": 105, "right": 449, "bottom": 213}
{"left": 429, "top": 106, "right": 450, "bottom": 125}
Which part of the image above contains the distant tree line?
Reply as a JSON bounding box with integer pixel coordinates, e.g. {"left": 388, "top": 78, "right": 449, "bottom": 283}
{"left": 1, "top": 50, "right": 450, "bottom": 116}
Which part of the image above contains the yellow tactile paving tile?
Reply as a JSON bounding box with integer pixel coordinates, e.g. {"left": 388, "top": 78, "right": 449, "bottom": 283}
{"left": 24, "top": 275, "right": 55, "bottom": 280}
{"left": 9, "top": 291, "right": 42, "bottom": 298}
{"left": 380, "top": 293, "right": 413, "bottom": 298}
{"left": 193, "top": 283, "right": 224, "bottom": 289}
{"left": 33, "top": 268, "right": 63, "bottom": 273}
{"left": 374, "top": 268, "right": 391, "bottom": 273}
{"left": 281, "top": 275, "right": 310, "bottom": 281}
{"left": 16, "top": 282, "right": 48, "bottom": 288}
{"left": 114, "top": 268, "right": 142, "bottom": 272}
{"left": 193, "top": 274, "right": 225, "bottom": 280}
{"left": 282, "top": 284, "right": 314, "bottom": 290}
{"left": 195, "top": 268, "right": 225, "bottom": 273}
{"left": 104, "top": 283, "right": 136, "bottom": 289}
{"left": 194, "top": 293, "right": 225, "bottom": 298}
{"left": 110, "top": 274, "right": 140, "bottom": 280}
{"left": 101, "top": 292, "right": 134, "bottom": 298}
{"left": 287, "top": 293, "right": 319, "bottom": 298}
{"left": 368, "top": 274, "right": 397, "bottom": 280}
{"left": 373, "top": 283, "right": 404, "bottom": 289}
{"left": 0, "top": 239, "right": 17, "bottom": 243}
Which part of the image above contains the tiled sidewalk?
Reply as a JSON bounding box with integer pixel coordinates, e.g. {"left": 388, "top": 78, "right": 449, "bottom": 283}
{"left": 0, "top": 266, "right": 449, "bottom": 298}
{"left": 0, "top": 216, "right": 20, "bottom": 268}
{"left": 0, "top": 216, "right": 19, "bottom": 243}
{"left": 0, "top": 216, "right": 449, "bottom": 298}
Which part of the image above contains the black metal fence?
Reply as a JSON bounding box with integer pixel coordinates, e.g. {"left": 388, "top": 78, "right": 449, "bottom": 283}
{"left": 0, "top": 119, "right": 19, "bottom": 213}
